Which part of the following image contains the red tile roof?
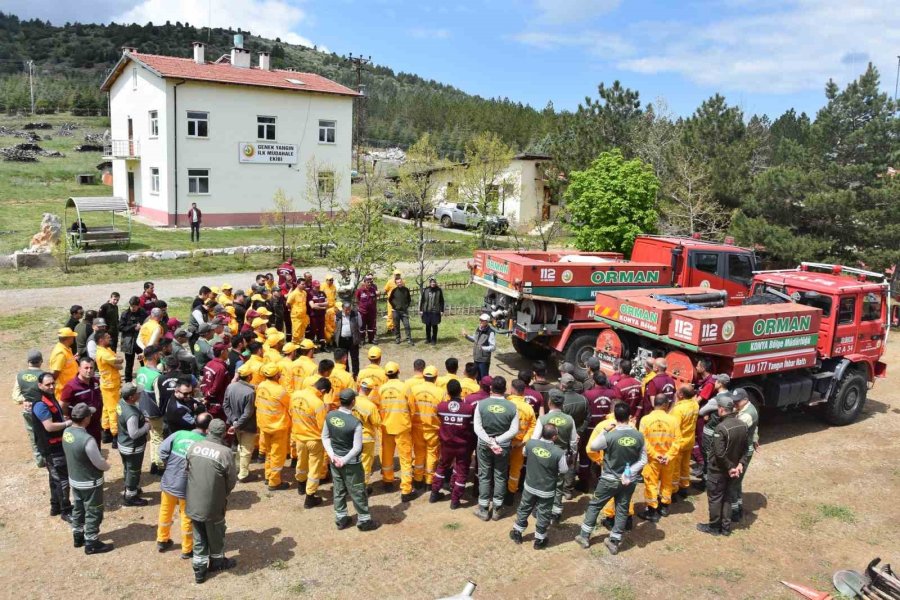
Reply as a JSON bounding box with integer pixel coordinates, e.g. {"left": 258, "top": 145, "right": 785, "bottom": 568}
{"left": 101, "top": 52, "right": 359, "bottom": 97}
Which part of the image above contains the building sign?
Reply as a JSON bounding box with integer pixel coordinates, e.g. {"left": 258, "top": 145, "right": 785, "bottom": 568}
{"left": 238, "top": 142, "right": 298, "bottom": 164}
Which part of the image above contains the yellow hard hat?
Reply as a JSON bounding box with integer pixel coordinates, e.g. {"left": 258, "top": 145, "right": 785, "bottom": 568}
{"left": 250, "top": 294, "right": 263, "bottom": 303}
{"left": 282, "top": 342, "right": 299, "bottom": 354}
{"left": 368, "top": 346, "right": 382, "bottom": 360}
{"left": 261, "top": 363, "right": 280, "bottom": 378}
{"left": 251, "top": 317, "right": 268, "bottom": 328}
{"left": 57, "top": 327, "right": 77, "bottom": 338}
{"left": 299, "top": 338, "right": 317, "bottom": 350}
{"left": 423, "top": 365, "right": 438, "bottom": 378}
{"left": 384, "top": 361, "right": 400, "bottom": 375}
{"left": 225, "top": 306, "right": 236, "bottom": 315}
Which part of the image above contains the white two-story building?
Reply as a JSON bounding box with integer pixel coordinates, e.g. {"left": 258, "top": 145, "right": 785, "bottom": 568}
{"left": 100, "top": 37, "right": 358, "bottom": 226}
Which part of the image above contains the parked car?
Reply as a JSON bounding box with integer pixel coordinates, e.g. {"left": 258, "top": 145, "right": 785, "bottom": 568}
{"left": 433, "top": 202, "right": 509, "bottom": 234}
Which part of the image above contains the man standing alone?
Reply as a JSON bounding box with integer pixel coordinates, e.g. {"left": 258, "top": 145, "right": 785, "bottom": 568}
{"left": 186, "top": 419, "right": 237, "bottom": 583}
{"left": 188, "top": 202, "right": 202, "bottom": 243}
{"left": 462, "top": 314, "right": 496, "bottom": 380}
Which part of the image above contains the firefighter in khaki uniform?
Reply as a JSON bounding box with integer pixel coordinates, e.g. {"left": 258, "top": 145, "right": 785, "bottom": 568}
{"left": 510, "top": 423, "right": 568, "bottom": 550}
{"left": 379, "top": 362, "right": 417, "bottom": 501}
{"left": 255, "top": 363, "right": 291, "bottom": 490}
{"left": 505, "top": 379, "right": 537, "bottom": 503}
{"left": 585, "top": 404, "right": 636, "bottom": 529}
{"left": 322, "top": 275, "right": 338, "bottom": 343}
{"left": 637, "top": 394, "right": 678, "bottom": 522}
{"left": 668, "top": 385, "right": 700, "bottom": 500}
{"left": 290, "top": 377, "right": 329, "bottom": 508}
{"left": 408, "top": 366, "right": 443, "bottom": 486}
{"left": 95, "top": 332, "right": 123, "bottom": 443}
{"left": 49, "top": 328, "right": 78, "bottom": 399}
{"left": 534, "top": 390, "right": 577, "bottom": 523}
{"left": 287, "top": 284, "right": 309, "bottom": 342}
{"left": 352, "top": 378, "right": 382, "bottom": 486}
{"left": 357, "top": 346, "right": 387, "bottom": 391}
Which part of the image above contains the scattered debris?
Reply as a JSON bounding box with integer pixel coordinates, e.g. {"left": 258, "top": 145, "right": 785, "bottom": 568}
{"left": 74, "top": 144, "right": 104, "bottom": 153}
{"left": 0, "top": 147, "right": 37, "bottom": 162}
{"left": 56, "top": 123, "right": 79, "bottom": 136}
{"left": 780, "top": 580, "right": 831, "bottom": 600}
{"left": 21, "top": 122, "right": 52, "bottom": 130}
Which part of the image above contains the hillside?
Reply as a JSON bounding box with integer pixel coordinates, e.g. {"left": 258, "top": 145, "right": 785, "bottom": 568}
{"left": 0, "top": 13, "right": 554, "bottom": 157}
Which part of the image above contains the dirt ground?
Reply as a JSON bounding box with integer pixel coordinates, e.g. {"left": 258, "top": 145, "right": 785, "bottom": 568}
{"left": 0, "top": 298, "right": 898, "bottom": 599}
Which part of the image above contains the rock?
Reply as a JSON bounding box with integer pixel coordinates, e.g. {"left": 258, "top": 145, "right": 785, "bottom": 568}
{"left": 128, "top": 255, "right": 142, "bottom": 263}
{"left": 173, "top": 250, "right": 191, "bottom": 259}
{"left": 192, "top": 249, "right": 208, "bottom": 258}
{"left": 68, "top": 251, "right": 128, "bottom": 266}
{"left": 14, "top": 251, "right": 55, "bottom": 270}
{"left": 154, "top": 250, "right": 178, "bottom": 261}
{"left": 224, "top": 247, "right": 237, "bottom": 255}
{"left": 209, "top": 248, "right": 225, "bottom": 256}
{"left": 29, "top": 213, "right": 62, "bottom": 251}
{"left": 0, "top": 254, "right": 15, "bottom": 269}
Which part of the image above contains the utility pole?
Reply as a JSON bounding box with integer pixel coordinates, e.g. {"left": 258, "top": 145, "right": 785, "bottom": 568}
{"left": 348, "top": 53, "right": 371, "bottom": 174}
{"left": 27, "top": 60, "right": 35, "bottom": 115}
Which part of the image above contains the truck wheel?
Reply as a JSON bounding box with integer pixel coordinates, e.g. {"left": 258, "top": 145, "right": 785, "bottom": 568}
{"left": 400, "top": 208, "right": 411, "bottom": 220}
{"left": 441, "top": 215, "right": 452, "bottom": 228}
{"left": 563, "top": 332, "right": 597, "bottom": 380}
{"left": 511, "top": 336, "right": 551, "bottom": 360}
{"left": 824, "top": 370, "right": 867, "bottom": 426}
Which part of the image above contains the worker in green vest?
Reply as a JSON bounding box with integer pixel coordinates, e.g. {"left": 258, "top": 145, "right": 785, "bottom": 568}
{"left": 510, "top": 423, "right": 568, "bottom": 549}
{"left": 322, "top": 389, "right": 379, "bottom": 531}
{"left": 472, "top": 376, "right": 519, "bottom": 521}
{"left": 135, "top": 345, "right": 165, "bottom": 474}
{"left": 533, "top": 389, "right": 577, "bottom": 524}
{"left": 574, "top": 402, "right": 647, "bottom": 555}
{"left": 12, "top": 349, "right": 45, "bottom": 467}
{"left": 117, "top": 382, "right": 150, "bottom": 506}
{"left": 62, "top": 402, "right": 113, "bottom": 554}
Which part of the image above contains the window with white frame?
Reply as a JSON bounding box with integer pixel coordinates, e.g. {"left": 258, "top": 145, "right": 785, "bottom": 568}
{"left": 257, "top": 116, "right": 276, "bottom": 140}
{"left": 150, "top": 167, "right": 160, "bottom": 194}
{"left": 317, "top": 170, "right": 335, "bottom": 195}
{"left": 132, "top": 68, "right": 138, "bottom": 90}
{"left": 187, "top": 111, "right": 209, "bottom": 137}
{"left": 149, "top": 110, "right": 158, "bottom": 137}
{"left": 318, "top": 120, "right": 335, "bottom": 144}
{"left": 188, "top": 169, "right": 209, "bottom": 194}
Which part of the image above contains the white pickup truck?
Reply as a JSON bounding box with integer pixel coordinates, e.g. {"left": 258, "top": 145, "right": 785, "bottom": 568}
{"left": 433, "top": 202, "right": 509, "bottom": 234}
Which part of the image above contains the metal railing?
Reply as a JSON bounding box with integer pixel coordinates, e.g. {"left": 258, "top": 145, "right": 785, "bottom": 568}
{"left": 103, "top": 139, "right": 140, "bottom": 159}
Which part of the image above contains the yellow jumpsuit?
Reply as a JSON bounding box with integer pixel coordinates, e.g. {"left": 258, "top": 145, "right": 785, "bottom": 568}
{"left": 322, "top": 281, "right": 337, "bottom": 342}
{"left": 437, "top": 373, "right": 460, "bottom": 397}
{"left": 290, "top": 387, "right": 326, "bottom": 494}
{"left": 408, "top": 380, "right": 442, "bottom": 484}
{"left": 586, "top": 416, "right": 635, "bottom": 518}
{"left": 290, "top": 355, "right": 317, "bottom": 390}
{"left": 459, "top": 377, "right": 480, "bottom": 398}
{"left": 352, "top": 394, "right": 382, "bottom": 484}
{"left": 384, "top": 277, "right": 398, "bottom": 332}
{"left": 49, "top": 341, "right": 77, "bottom": 400}
{"left": 639, "top": 408, "right": 678, "bottom": 508}
{"left": 357, "top": 364, "right": 387, "bottom": 391}
{"left": 328, "top": 364, "right": 356, "bottom": 410}
{"left": 669, "top": 396, "right": 700, "bottom": 495}
{"left": 95, "top": 345, "right": 121, "bottom": 435}
{"left": 380, "top": 379, "right": 416, "bottom": 494}
{"left": 506, "top": 394, "right": 537, "bottom": 493}
{"left": 286, "top": 287, "right": 309, "bottom": 341}
{"left": 256, "top": 379, "right": 290, "bottom": 487}
{"left": 216, "top": 292, "right": 234, "bottom": 306}
{"left": 243, "top": 355, "right": 265, "bottom": 386}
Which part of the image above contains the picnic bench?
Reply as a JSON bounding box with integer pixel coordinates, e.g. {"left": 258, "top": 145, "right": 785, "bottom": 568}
{"left": 65, "top": 196, "right": 131, "bottom": 250}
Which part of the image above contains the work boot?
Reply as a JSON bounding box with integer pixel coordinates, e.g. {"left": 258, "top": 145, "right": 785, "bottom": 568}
{"left": 366, "top": 486, "right": 374, "bottom": 495}
{"left": 675, "top": 489, "right": 688, "bottom": 501}
{"left": 290, "top": 457, "right": 298, "bottom": 469}
{"left": 563, "top": 489, "right": 574, "bottom": 501}
{"left": 503, "top": 491, "right": 515, "bottom": 507}
{"left": 657, "top": 503, "right": 670, "bottom": 517}
{"left": 304, "top": 494, "right": 323, "bottom": 509}
{"left": 336, "top": 516, "right": 352, "bottom": 530}
{"left": 357, "top": 520, "right": 380, "bottom": 532}
{"left": 267, "top": 482, "right": 290, "bottom": 491}
{"left": 296, "top": 485, "right": 306, "bottom": 496}
{"left": 574, "top": 534, "right": 591, "bottom": 549}
{"left": 626, "top": 516, "right": 634, "bottom": 531}
{"left": 194, "top": 565, "right": 209, "bottom": 584}
{"left": 59, "top": 511, "right": 73, "bottom": 524}
{"left": 382, "top": 481, "right": 396, "bottom": 492}
{"left": 637, "top": 507, "right": 660, "bottom": 523}
{"left": 123, "top": 494, "right": 148, "bottom": 507}
{"left": 731, "top": 506, "right": 743, "bottom": 522}
{"left": 450, "top": 500, "right": 461, "bottom": 510}
{"left": 181, "top": 552, "right": 192, "bottom": 560}
{"left": 102, "top": 429, "right": 113, "bottom": 444}
{"left": 400, "top": 492, "right": 417, "bottom": 503}
{"left": 253, "top": 453, "right": 266, "bottom": 464}
{"left": 692, "top": 479, "right": 707, "bottom": 491}
{"left": 533, "top": 537, "right": 548, "bottom": 550}
{"left": 157, "top": 539, "right": 173, "bottom": 552}
{"left": 720, "top": 527, "right": 732, "bottom": 537}
{"left": 413, "top": 480, "right": 425, "bottom": 491}
{"left": 209, "top": 557, "right": 236, "bottom": 572}
{"left": 696, "top": 523, "right": 721, "bottom": 536}
{"left": 111, "top": 438, "right": 118, "bottom": 450}
{"left": 491, "top": 506, "right": 505, "bottom": 521}
{"left": 549, "top": 514, "right": 561, "bottom": 526}
{"left": 85, "top": 540, "right": 114, "bottom": 555}
{"left": 408, "top": 340, "right": 415, "bottom": 346}
{"left": 429, "top": 491, "right": 445, "bottom": 504}
{"left": 601, "top": 517, "right": 614, "bottom": 531}
{"left": 35, "top": 455, "right": 46, "bottom": 469}
{"left": 73, "top": 531, "right": 85, "bottom": 548}
{"left": 473, "top": 507, "right": 491, "bottom": 521}
{"left": 604, "top": 538, "right": 620, "bottom": 555}
{"left": 509, "top": 530, "right": 523, "bottom": 544}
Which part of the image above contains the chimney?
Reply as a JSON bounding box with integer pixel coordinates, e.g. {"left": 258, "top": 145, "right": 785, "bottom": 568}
{"left": 231, "top": 33, "right": 251, "bottom": 68}
{"left": 258, "top": 51, "right": 271, "bottom": 71}
{"left": 192, "top": 41, "right": 205, "bottom": 64}
{"left": 122, "top": 46, "right": 137, "bottom": 55}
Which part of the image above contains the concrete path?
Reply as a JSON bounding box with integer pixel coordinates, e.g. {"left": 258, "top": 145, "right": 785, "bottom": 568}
{"left": 0, "top": 258, "right": 471, "bottom": 315}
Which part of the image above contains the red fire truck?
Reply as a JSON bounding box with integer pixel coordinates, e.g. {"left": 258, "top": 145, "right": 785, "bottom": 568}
{"left": 471, "top": 235, "right": 758, "bottom": 368}
{"left": 592, "top": 263, "right": 889, "bottom": 425}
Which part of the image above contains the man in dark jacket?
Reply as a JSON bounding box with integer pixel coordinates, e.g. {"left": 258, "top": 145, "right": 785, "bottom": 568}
{"left": 98, "top": 293, "right": 120, "bottom": 351}
{"left": 186, "top": 418, "right": 237, "bottom": 583}
{"left": 463, "top": 314, "right": 496, "bottom": 380}
{"left": 419, "top": 277, "right": 445, "bottom": 345}
{"left": 389, "top": 278, "right": 413, "bottom": 346}
{"left": 33, "top": 372, "right": 74, "bottom": 521}
{"left": 333, "top": 302, "right": 363, "bottom": 378}
{"left": 560, "top": 373, "right": 589, "bottom": 497}
{"left": 166, "top": 379, "right": 200, "bottom": 434}
{"left": 224, "top": 365, "right": 257, "bottom": 482}
{"left": 118, "top": 296, "right": 147, "bottom": 382}
{"left": 74, "top": 310, "right": 97, "bottom": 359}
{"left": 698, "top": 394, "right": 749, "bottom": 537}
{"left": 118, "top": 383, "right": 150, "bottom": 507}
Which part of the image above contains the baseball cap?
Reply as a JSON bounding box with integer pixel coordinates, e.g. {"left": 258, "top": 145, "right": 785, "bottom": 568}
{"left": 251, "top": 317, "right": 268, "bottom": 328}
{"left": 559, "top": 373, "right": 575, "bottom": 387}
{"left": 731, "top": 388, "right": 749, "bottom": 403}
{"left": 717, "top": 393, "right": 736, "bottom": 410}
{"left": 339, "top": 389, "right": 357, "bottom": 403}
{"left": 299, "top": 338, "right": 317, "bottom": 350}
{"left": 58, "top": 327, "right": 76, "bottom": 338}
{"left": 360, "top": 378, "right": 374, "bottom": 390}
{"left": 479, "top": 313, "right": 490, "bottom": 321}
{"left": 368, "top": 346, "right": 382, "bottom": 360}
{"left": 167, "top": 317, "right": 183, "bottom": 328}
{"left": 393, "top": 269, "right": 402, "bottom": 276}
{"left": 384, "top": 361, "right": 400, "bottom": 375}
{"left": 237, "top": 363, "right": 254, "bottom": 377}
{"left": 120, "top": 382, "right": 138, "bottom": 399}
{"left": 480, "top": 375, "right": 493, "bottom": 387}
{"left": 256, "top": 307, "right": 272, "bottom": 317}
{"left": 559, "top": 362, "right": 575, "bottom": 374}
{"left": 222, "top": 283, "right": 233, "bottom": 290}
{"left": 586, "top": 356, "right": 600, "bottom": 370}
{"left": 250, "top": 294, "right": 264, "bottom": 303}
{"left": 70, "top": 403, "right": 96, "bottom": 420}
{"left": 245, "top": 309, "right": 259, "bottom": 319}
{"left": 26, "top": 349, "right": 42, "bottom": 363}
{"left": 548, "top": 388, "right": 565, "bottom": 404}
{"left": 198, "top": 323, "right": 214, "bottom": 334}
{"left": 208, "top": 419, "right": 227, "bottom": 438}
{"left": 174, "top": 328, "right": 189, "bottom": 338}
{"left": 212, "top": 342, "right": 228, "bottom": 355}
{"left": 267, "top": 332, "right": 285, "bottom": 345}
{"left": 93, "top": 318, "right": 107, "bottom": 327}
{"left": 211, "top": 286, "right": 220, "bottom": 295}
{"left": 282, "top": 342, "right": 299, "bottom": 354}
{"left": 234, "top": 289, "right": 246, "bottom": 297}
{"left": 715, "top": 374, "right": 731, "bottom": 385}
{"left": 261, "top": 363, "right": 280, "bottom": 378}
{"left": 423, "top": 365, "right": 438, "bottom": 378}
{"left": 325, "top": 275, "right": 334, "bottom": 280}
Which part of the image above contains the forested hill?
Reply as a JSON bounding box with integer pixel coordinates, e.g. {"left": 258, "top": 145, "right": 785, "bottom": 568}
{"left": 0, "top": 13, "right": 554, "bottom": 157}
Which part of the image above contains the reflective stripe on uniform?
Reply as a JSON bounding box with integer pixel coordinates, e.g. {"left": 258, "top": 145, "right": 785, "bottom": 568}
{"left": 69, "top": 476, "right": 104, "bottom": 490}
{"left": 524, "top": 482, "right": 555, "bottom": 499}
{"left": 118, "top": 445, "right": 145, "bottom": 455}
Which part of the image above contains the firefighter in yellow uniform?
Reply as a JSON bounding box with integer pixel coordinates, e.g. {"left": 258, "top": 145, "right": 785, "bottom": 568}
{"left": 243, "top": 343, "right": 266, "bottom": 386}
{"left": 379, "top": 362, "right": 417, "bottom": 501}
{"left": 224, "top": 307, "right": 239, "bottom": 337}
{"left": 353, "top": 378, "right": 383, "bottom": 486}
{"left": 95, "top": 332, "right": 123, "bottom": 438}
{"left": 290, "top": 376, "right": 329, "bottom": 507}
{"left": 255, "top": 363, "right": 291, "bottom": 490}
{"left": 49, "top": 328, "right": 78, "bottom": 398}
{"left": 408, "top": 365, "right": 443, "bottom": 486}
{"left": 251, "top": 318, "right": 268, "bottom": 344}
{"left": 329, "top": 350, "right": 356, "bottom": 410}
{"left": 585, "top": 405, "right": 636, "bottom": 525}
{"left": 278, "top": 342, "right": 300, "bottom": 393}
{"left": 286, "top": 284, "right": 309, "bottom": 343}
{"left": 637, "top": 393, "right": 678, "bottom": 521}
{"left": 357, "top": 346, "right": 387, "bottom": 391}
{"left": 436, "top": 358, "right": 461, "bottom": 397}
{"left": 216, "top": 284, "right": 234, "bottom": 307}
{"left": 322, "top": 275, "right": 338, "bottom": 343}
{"left": 506, "top": 379, "right": 537, "bottom": 499}
{"left": 384, "top": 270, "right": 401, "bottom": 333}
{"left": 459, "top": 363, "right": 481, "bottom": 398}
{"left": 405, "top": 359, "right": 425, "bottom": 390}
{"left": 668, "top": 385, "right": 700, "bottom": 499}
{"left": 264, "top": 332, "right": 285, "bottom": 364}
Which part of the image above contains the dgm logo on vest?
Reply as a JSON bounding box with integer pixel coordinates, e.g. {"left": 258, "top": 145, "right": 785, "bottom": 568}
{"left": 590, "top": 270, "right": 661, "bottom": 285}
